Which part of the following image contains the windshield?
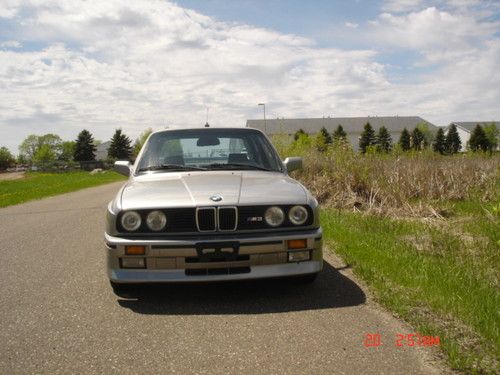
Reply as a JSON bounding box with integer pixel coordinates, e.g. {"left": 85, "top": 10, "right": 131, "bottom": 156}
{"left": 136, "top": 128, "right": 283, "bottom": 173}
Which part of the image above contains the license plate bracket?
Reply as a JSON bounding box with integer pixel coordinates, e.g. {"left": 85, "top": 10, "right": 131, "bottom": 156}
{"left": 195, "top": 241, "right": 240, "bottom": 262}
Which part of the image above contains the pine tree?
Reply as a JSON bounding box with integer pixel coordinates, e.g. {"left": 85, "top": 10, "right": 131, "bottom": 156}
{"left": 445, "top": 124, "right": 462, "bottom": 154}
{"left": 293, "top": 129, "right": 307, "bottom": 141}
{"left": 398, "top": 128, "right": 411, "bottom": 151}
{"left": 319, "top": 127, "right": 332, "bottom": 145}
{"left": 73, "top": 129, "right": 96, "bottom": 161}
{"left": 359, "top": 122, "right": 376, "bottom": 153}
{"left": 376, "top": 126, "right": 392, "bottom": 153}
{"left": 108, "top": 129, "right": 132, "bottom": 160}
{"left": 433, "top": 128, "right": 447, "bottom": 154}
{"left": 468, "top": 124, "right": 489, "bottom": 152}
{"left": 333, "top": 125, "right": 347, "bottom": 141}
{"left": 411, "top": 127, "right": 425, "bottom": 150}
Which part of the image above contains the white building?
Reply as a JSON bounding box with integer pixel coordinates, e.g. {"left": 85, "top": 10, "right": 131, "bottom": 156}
{"left": 246, "top": 116, "right": 437, "bottom": 151}
{"left": 95, "top": 141, "right": 111, "bottom": 160}
{"left": 446, "top": 122, "right": 498, "bottom": 151}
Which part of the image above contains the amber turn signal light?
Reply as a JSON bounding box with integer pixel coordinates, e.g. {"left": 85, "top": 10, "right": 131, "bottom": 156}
{"left": 125, "top": 245, "right": 146, "bottom": 255}
{"left": 287, "top": 239, "right": 307, "bottom": 249}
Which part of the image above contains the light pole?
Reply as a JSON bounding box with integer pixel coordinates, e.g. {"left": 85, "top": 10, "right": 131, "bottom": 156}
{"left": 258, "top": 103, "right": 266, "bottom": 133}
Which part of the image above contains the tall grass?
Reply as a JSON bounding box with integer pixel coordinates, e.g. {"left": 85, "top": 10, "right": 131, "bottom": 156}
{"left": 274, "top": 135, "right": 500, "bottom": 372}
{"left": 274, "top": 136, "right": 500, "bottom": 217}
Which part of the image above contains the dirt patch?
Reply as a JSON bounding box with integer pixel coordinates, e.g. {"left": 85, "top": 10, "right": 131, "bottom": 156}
{"left": 0, "top": 172, "right": 25, "bottom": 181}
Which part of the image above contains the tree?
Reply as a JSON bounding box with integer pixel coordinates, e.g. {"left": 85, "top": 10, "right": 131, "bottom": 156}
{"left": 359, "top": 122, "right": 376, "bottom": 153}
{"left": 319, "top": 127, "right": 332, "bottom": 144}
{"left": 108, "top": 129, "right": 132, "bottom": 160}
{"left": 18, "top": 134, "right": 62, "bottom": 161}
{"left": 59, "top": 141, "right": 76, "bottom": 161}
{"left": 398, "top": 128, "right": 411, "bottom": 151}
{"left": 333, "top": 125, "right": 347, "bottom": 141}
{"left": 433, "top": 128, "right": 447, "bottom": 155}
{"left": 33, "top": 144, "right": 56, "bottom": 164}
{"left": 314, "top": 132, "right": 327, "bottom": 152}
{"left": 17, "top": 154, "right": 28, "bottom": 165}
{"left": 445, "top": 124, "right": 461, "bottom": 154}
{"left": 0, "top": 147, "right": 15, "bottom": 170}
{"left": 468, "top": 124, "right": 489, "bottom": 152}
{"left": 293, "top": 129, "right": 307, "bottom": 141}
{"left": 133, "top": 128, "right": 153, "bottom": 157}
{"left": 74, "top": 130, "right": 96, "bottom": 161}
{"left": 376, "top": 126, "right": 392, "bottom": 152}
{"left": 411, "top": 127, "right": 425, "bottom": 150}
{"left": 417, "top": 122, "right": 433, "bottom": 147}
{"left": 483, "top": 122, "right": 498, "bottom": 153}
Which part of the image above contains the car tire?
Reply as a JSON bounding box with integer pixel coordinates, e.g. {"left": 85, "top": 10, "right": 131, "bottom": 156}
{"left": 110, "top": 281, "right": 136, "bottom": 298}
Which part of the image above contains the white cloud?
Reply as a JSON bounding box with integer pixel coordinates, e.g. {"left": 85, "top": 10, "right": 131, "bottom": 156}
{"left": 371, "top": 7, "right": 499, "bottom": 56}
{"left": 0, "top": 0, "right": 388, "bottom": 151}
{"left": 0, "top": 0, "right": 499, "bottom": 153}
{"left": 345, "top": 22, "right": 359, "bottom": 28}
{"left": 0, "top": 40, "right": 21, "bottom": 48}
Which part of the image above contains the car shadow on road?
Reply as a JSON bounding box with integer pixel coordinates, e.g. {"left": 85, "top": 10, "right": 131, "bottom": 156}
{"left": 117, "top": 260, "right": 366, "bottom": 315}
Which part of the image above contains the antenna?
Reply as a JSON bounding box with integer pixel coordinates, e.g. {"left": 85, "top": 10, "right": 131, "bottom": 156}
{"left": 204, "top": 107, "right": 210, "bottom": 127}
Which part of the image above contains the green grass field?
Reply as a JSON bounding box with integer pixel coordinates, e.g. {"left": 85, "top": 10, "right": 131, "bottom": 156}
{"left": 322, "top": 201, "right": 499, "bottom": 373}
{"left": 0, "top": 171, "right": 126, "bottom": 208}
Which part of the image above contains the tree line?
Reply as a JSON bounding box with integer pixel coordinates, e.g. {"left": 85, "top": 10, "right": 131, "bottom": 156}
{"left": 0, "top": 128, "right": 153, "bottom": 170}
{"left": 292, "top": 122, "right": 498, "bottom": 154}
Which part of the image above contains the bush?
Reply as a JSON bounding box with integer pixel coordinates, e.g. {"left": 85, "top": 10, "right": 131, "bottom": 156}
{"left": 275, "top": 139, "right": 499, "bottom": 217}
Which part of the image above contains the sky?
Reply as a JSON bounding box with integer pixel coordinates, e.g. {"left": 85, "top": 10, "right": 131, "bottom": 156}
{"left": 1, "top": 0, "right": 499, "bottom": 154}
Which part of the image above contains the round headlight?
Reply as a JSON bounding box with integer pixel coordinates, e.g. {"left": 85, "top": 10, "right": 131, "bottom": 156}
{"left": 121, "top": 211, "right": 141, "bottom": 231}
{"left": 265, "top": 206, "right": 285, "bottom": 227}
{"left": 146, "top": 210, "right": 167, "bottom": 231}
{"left": 289, "top": 205, "right": 308, "bottom": 225}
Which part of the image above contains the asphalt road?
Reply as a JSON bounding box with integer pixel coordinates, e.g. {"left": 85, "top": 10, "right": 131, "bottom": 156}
{"left": 0, "top": 182, "right": 447, "bottom": 374}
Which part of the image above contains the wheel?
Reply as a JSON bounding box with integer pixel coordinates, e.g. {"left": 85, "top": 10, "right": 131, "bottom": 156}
{"left": 110, "top": 281, "right": 137, "bottom": 298}
{"left": 295, "top": 273, "right": 318, "bottom": 284}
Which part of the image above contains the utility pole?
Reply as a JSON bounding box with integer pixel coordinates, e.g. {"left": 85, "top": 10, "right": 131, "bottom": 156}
{"left": 258, "top": 103, "right": 266, "bottom": 133}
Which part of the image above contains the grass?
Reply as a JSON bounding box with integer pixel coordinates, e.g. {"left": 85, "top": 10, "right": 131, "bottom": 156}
{"left": 0, "top": 171, "right": 126, "bottom": 208}
{"left": 271, "top": 137, "right": 500, "bottom": 372}
{"left": 274, "top": 136, "right": 499, "bottom": 217}
{"left": 322, "top": 204, "right": 499, "bottom": 373}
{"left": 321, "top": 201, "right": 499, "bottom": 374}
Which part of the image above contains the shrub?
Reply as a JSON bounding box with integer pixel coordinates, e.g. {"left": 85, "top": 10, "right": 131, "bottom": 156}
{"left": 277, "top": 140, "right": 499, "bottom": 217}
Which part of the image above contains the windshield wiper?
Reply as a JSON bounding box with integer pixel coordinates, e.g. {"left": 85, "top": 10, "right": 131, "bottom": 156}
{"left": 137, "top": 164, "right": 206, "bottom": 172}
{"left": 206, "top": 163, "right": 273, "bottom": 172}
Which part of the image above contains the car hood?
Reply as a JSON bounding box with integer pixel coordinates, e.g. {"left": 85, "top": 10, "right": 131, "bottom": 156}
{"left": 119, "top": 171, "right": 308, "bottom": 210}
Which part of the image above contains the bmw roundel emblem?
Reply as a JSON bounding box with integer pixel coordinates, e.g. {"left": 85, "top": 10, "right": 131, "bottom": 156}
{"left": 210, "top": 194, "right": 223, "bottom": 202}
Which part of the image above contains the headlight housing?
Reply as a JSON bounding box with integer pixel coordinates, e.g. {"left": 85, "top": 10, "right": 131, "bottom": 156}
{"left": 146, "top": 210, "right": 167, "bottom": 231}
{"left": 288, "top": 205, "right": 308, "bottom": 225}
{"left": 265, "top": 206, "right": 284, "bottom": 227}
{"left": 121, "top": 211, "right": 141, "bottom": 231}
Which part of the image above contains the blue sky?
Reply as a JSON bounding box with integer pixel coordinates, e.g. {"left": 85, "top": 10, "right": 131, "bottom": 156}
{"left": 175, "top": 0, "right": 380, "bottom": 45}
{"left": 0, "top": 0, "right": 499, "bottom": 153}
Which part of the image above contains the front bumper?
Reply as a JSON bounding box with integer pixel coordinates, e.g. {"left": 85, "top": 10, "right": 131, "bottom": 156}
{"left": 106, "top": 228, "right": 323, "bottom": 283}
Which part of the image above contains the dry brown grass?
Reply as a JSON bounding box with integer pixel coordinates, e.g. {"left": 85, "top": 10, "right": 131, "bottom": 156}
{"left": 275, "top": 138, "right": 500, "bottom": 217}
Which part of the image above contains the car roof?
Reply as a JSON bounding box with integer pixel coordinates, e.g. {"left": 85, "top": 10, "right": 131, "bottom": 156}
{"left": 150, "top": 126, "right": 263, "bottom": 136}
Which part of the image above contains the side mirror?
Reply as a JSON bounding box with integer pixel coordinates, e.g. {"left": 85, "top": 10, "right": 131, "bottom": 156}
{"left": 283, "top": 157, "right": 303, "bottom": 172}
{"left": 114, "top": 161, "right": 131, "bottom": 176}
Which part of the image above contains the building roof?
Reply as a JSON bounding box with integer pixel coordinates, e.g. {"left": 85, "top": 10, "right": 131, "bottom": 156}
{"left": 246, "top": 116, "right": 436, "bottom": 134}
{"left": 450, "top": 121, "right": 498, "bottom": 133}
